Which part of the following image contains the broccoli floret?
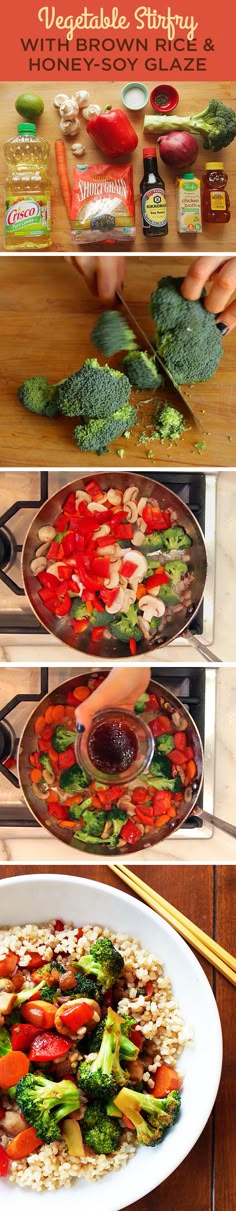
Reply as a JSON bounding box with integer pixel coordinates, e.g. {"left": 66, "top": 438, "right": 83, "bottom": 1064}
{"left": 59, "top": 764, "right": 89, "bottom": 794}
{"left": 144, "top": 752, "right": 180, "bottom": 791}
{"left": 123, "top": 351, "right": 164, "bottom": 391}
{"left": 82, "top": 1101, "right": 122, "bottom": 1153}
{"left": 144, "top": 99, "right": 236, "bottom": 150}
{"left": 135, "top": 693, "right": 150, "bottom": 713}
{"left": 79, "top": 1008, "right": 126, "bottom": 1103}
{"left": 72, "top": 973, "right": 103, "bottom": 1004}
{"left": 114, "top": 1088, "right": 181, "bottom": 1145}
{"left": 60, "top": 359, "right": 131, "bottom": 419}
{"left": 16, "top": 1073, "right": 80, "bottom": 1143}
{"left": 166, "top": 560, "right": 188, "bottom": 585}
{"left": 104, "top": 805, "right": 127, "bottom": 848}
{"left": 150, "top": 276, "right": 223, "bottom": 384}
{"left": 18, "top": 377, "right": 59, "bottom": 415}
{"left": 158, "top": 585, "right": 181, "bottom": 605}
{"left": 39, "top": 983, "right": 59, "bottom": 1003}
{"left": 155, "top": 733, "right": 175, "bottom": 754}
{"left": 153, "top": 404, "right": 186, "bottom": 443}
{"left": 39, "top": 753, "right": 54, "bottom": 776}
{"left": 92, "top": 312, "right": 137, "bottom": 356}
{"left": 162, "top": 526, "right": 192, "bottom": 552}
{"left": 70, "top": 597, "right": 93, "bottom": 622}
{"left": 51, "top": 725, "right": 77, "bottom": 752}
{"left": 78, "top": 938, "right": 124, "bottom": 991}
{"left": 74, "top": 405, "right": 136, "bottom": 454}
{"left": 110, "top": 604, "right": 142, "bottom": 644}
{"left": 79, "top": 809, "right": 106, "bottom": 836}
{"left": 90, "top": 1014, "right": 138, "bottom": 1062}
{"left": 141, "top": 532, "right": 164, "bottom": 551}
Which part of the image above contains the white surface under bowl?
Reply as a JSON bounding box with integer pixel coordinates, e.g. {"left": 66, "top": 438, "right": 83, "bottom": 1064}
{"left": 0, "top": 874, "right": 222, "bottom": 1210}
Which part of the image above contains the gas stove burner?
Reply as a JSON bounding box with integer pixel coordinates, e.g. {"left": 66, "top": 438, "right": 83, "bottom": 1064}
{"left": 0, "top": 719, "right": 15, "bottom": 762}
{"left": 0, "top": 527, "right": 15, "bottom": 571}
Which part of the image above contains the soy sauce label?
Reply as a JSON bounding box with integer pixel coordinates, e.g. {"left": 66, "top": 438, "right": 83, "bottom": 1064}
{"left": 142, "top": 187, "right": 167, "bottom": 229}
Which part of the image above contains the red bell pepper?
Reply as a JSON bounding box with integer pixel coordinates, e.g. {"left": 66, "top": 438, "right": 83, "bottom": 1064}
{"left": 87, "top": 107, "right": 138, "bottom": 157}
{"left": 169, "top": 748, "right": 187, "bottom": 766}
{"left": 29, "top": 1032, "right": 71, "bottom": 1063}
{"left": 142, "top": 505, "right": 171, "bottom": 532}
{"left": 150, "top": 714, "right": 172, "bottom": 737}
{"left": 121, "top": 559, "right": 138, "bottom": 579}
{"left": 60, "top": 1002, "right": 93, "bottom": 1031}
{"left": 120, "top": 820, "right": 142, "bottom": 844}
{"left": 11, "top": 1024, "right": 39, "bottom": 1052}
{"left": 58, "top": 747, "right": 75, "bottom": 770}
{"left": 91, "top": 626, "right": 106, "bottom": 643}
{"left": 114, "top": 523, "right": 133, "bottom": 540}
{"left": 64, "top": 492, "right": 76, "bottom": 514}
{"left": 54, "top": 512, "right": 68, "bottom": 532}
{"left": 47, "top": 540, "right": 64, "bottom": 561}
{"left": 85, "top": 479, "right": 105, "bottom": 499}
{"left": 174, "top": 731, "right": 187, "bottom": 751}
{"left": 129, "top": 638, "right": 137, "bottom": 656}
{"left": 145, "top": 569, "right": 170, "bottom": 590}
{"left": 132, "top": 787, "right": 151, "bottom": 804}
{"left": 91, "top": 556, "right": 110, "bottom": 579}
{"left": 0, "top": 1143, "right": 9, "bottom": 1177}
{"left": 0, "top": 953, "right": 19, "bottom": 977}
{"left": 129, "top": 1027, "right": 143, "bottom": 1050}
{"left": 134, "top": 806, "right": 154, "bottom": 826}
{"left": 153, "top": 790, "right": 172, "bottom": 816}
{"left": 48, "top": 802, "right": 69, "bottom": 820}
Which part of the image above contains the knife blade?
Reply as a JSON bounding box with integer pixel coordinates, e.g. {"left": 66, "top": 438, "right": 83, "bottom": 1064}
{"left": 116, "top": 290, "right": 203, "bottom": 432}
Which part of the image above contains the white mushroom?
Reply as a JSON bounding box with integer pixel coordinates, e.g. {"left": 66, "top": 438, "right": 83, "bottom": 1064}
{"left": 106, "top": 587, "right": 125, "bottom": 614}
{"left": 75, "top": 490, "right": 92, "bottom": 504}
{"left": 71, "top": 143, "right": 85, "bottom": 157}
{"left": 139, "top": 595, "right": 165, "bottom": 621}
{"left": 122, "top": 588, "right": 136, "bottom": 611}
{"left": 60, "top": 117, "right": 80, "bottom": 136}
{"left": 137, "top": 496, "right": 148, "bottom": 514}
{"left": 74, "top": 90, "right": 90, "bottom": 109}
{"left": 38, "top": 525, "right": 56, "bottom": 542}
{"left": 139, "top": 617, "right": 151, "bottom": 641}
{"left": 82, "top": 104, "right": 101, "bottom": 120}
{"left": 123, "top": 486, "right": 139, "bottom": 503}
{"left": 96, "top": 543, "right": 117, "bottom": 558}
{"left": 121, "top": 549, "right": 148, "bottom": 583}
{"left": 125, "top": 501, "right": 138, "bottom": 523}
{"left": 60, "top": 99, "right": 79, "bottom": 118}
{"left": 104, "top": 569, "right": 120, "bottom": 589}
{"left": 44, "top": 561, "right": 65, "bottom": 578}
{"left": 132, "top": 529, "right": 146, "bottom": 547}
{"left": 30, "top": 556, "right": 47, "bottom": 575}
{"left": 139, "top": 519, "right": 147, "bottom": 533}
{"left": 95, "top": 525, "right": 111, "bottom": 539}
{"left": 87, "top": 502, "right": 107, "bottom": 513}
{"left": 54, "top": 93, "right": 71, "bottom": 109}
{"left": 35, "top": 541, "right": 51, "bottom": 557}
{"left": 107, "top": 489, "right": 123, "bottom": 505}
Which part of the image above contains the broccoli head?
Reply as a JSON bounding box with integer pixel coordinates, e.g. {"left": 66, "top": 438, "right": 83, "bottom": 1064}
{"left": 150, "top": 276, "right": 223, "bottom": 384}
{"left": 166, "top": 560, "right": 188, "bottom": 585}
{"left": 91, "top": 1014, "right": 139, "bottom": 1062}
{"left": 72, "top": 972, "right": 103, "bottom": 1004}
{"left": 79, "top": 808, "right": 106, "bottom": 837}
{"left": 114, "top": 1087, "right": 181, "bottom": 1145}
{"left": 18, "top": 377, "right": 58, "bottom": 415}
{"left": 144, "top": 98, "right": 236, "bottom": 150}
{"left": 60, "top": 359, "right": 131, "bottom": 419}
{"left": 81, "top": 1101, "right": 122, "bottom": 1153}
{"left": 79, "top": 1008, "right": 126, "bottom": 1103}
{"left": 162, "top": 526, "right": 192, "bottom": 552}
{"left": 92, "top": 311, "right": 137, "bottom": 356}
{"left": 123, "top": 351, "right": 164, "bottom": 391}
{"left": 155, "top": 733, "right": 175, "bottom": 755}
{"left": 16, "top": 1073, "right": 80, "bottom": 1143}
{"left": 51, "top": 725, "right": 77, "bottom": 752}
{"left": 78, "top": 937, "right": 124, "bottom": 991}
{"left": 59, "top": 763, "right": 89, "bottom": 794}
{"left": 74, "top": 404, "right": 136, "bottom": 454}
{"left": 152, "top": 404, "right": 186, "bottom": 443}
{"left": 110, "top": 604, "right": 142, "bottom": 644}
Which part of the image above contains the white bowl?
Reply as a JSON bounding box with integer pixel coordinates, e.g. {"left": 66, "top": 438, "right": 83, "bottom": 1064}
{"left": 0, "top": 874, "right": 222, "bottom": 1210}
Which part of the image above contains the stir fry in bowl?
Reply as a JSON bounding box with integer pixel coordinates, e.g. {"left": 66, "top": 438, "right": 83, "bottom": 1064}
{"left": 0, "top": 917, "right": 185, "bottom": 1190}
{"left": 18, "top": 674, "right": 203, "bottom": 854}
{"left": 23, "top": 475, "right": 206, "bottom": 657}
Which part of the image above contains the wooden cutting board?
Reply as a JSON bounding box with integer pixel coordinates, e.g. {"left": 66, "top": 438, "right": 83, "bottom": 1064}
{"left": 0, "top": 80, "right": 236, "bottom": 253}
{"left": 0, "top": 254, "right": 235, "bottom": 468}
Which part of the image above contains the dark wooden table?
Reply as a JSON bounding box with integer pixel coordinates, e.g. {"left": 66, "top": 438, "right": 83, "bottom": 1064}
{"left": 0, "top": 864, "right": 235, "bottom": 1211}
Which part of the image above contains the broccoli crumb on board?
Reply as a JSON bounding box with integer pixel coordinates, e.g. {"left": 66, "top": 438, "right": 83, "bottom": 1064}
{"left": 193, "top": 440, "right": 207, "bottom": 454}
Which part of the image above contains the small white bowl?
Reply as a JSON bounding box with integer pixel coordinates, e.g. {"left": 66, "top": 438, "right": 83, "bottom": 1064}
{"left": 0, "top": 874, "right": 222, "bottom": 1210}
{"left": 121, "top": 83, "right": 149, "bottom": 111}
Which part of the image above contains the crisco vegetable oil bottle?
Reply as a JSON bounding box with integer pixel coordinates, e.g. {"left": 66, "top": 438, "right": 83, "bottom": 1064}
{"left": 4, "top": 123, "right": 52, "bottom": 250}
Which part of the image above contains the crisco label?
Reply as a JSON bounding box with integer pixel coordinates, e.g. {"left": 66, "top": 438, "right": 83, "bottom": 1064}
{"left": 5, "top": 196, "right": 51, "bottom": 236}
{"left": 142, "top": 187, "right": 167, "bottom": 229}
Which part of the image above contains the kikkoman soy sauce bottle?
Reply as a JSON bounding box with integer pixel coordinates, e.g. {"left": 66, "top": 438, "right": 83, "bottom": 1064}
{"left": 140, "top": 147, "right": 168, "bottom": 236}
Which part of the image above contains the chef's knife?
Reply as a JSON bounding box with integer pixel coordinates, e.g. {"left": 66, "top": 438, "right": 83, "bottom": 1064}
{"left": 116, "top": 289, "right": 203, "bottom": 432}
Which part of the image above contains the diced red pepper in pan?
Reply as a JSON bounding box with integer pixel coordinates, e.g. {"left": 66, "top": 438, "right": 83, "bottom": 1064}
{"left": 120, "top": 821, "right": 142, "bottom": 844}
{"left": 142, "top": 505, "right": 171, "bottom": 532}
{"left": 145, "top": 569, "right": 170, "bottom": 590}
{"left": 91, "top": 627, "right": 106, "bottom": 643}
{"left": 121, "top": 559, "right": 138, "bottom": 579}
{"left": 58, "top": 748, "right": 75, "bottom": 770}
{"left": 64, "top": 492, "right": 76, "bottom": 514}
{"left": 129, "top": 638, "right": 137, "bottom": 656}
{"left": 91, "top": 556, "right": 111, "bottom": 580}
{"left": 150, "top": 714, "right": 172, "bottom": 737}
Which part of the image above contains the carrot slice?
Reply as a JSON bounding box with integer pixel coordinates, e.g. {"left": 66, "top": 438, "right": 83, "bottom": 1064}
{"left": 153, "top": 1064, "right": 182, "bottom": 1099}
{"left": 0, "top": 1051, "right": 29, "bottom": 1088}
{"left": 55, "top": 140, "right": 71, "bottom": 217}
{"left": 7, "top": 1127, "right": 41, "bottom": 1160}
{"left": 73, "top": 686, "right": 90, "bottom": 702}
{"left": 154, "top": 813, "right": 170, "bottom": 828}
{"left": 52, "top": 705, "right": 65, "bottom": 723}
{"left": 34, "top": 715, "right": 45, "bottom": 735}
{"left": 30, "top": 768, "right": 43, "bottom": 784}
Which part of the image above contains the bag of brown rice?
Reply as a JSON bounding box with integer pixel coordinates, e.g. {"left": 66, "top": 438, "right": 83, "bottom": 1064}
{"left": 71, "top": 162, "right": 136, "bottom": 244}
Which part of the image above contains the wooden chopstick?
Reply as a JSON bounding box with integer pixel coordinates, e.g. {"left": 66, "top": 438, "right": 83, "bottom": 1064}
{"left": 112, "top": 864, "right": 236, "bottom": 987}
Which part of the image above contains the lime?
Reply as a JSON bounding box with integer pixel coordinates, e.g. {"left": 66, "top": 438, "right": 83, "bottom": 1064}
{"left": 15, "top": 93, "right": 44, "bottom": 121}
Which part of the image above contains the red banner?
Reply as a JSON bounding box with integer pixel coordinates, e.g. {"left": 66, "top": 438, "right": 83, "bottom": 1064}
{"left": 0, "top": 2, "right": 234, "bottom": 81}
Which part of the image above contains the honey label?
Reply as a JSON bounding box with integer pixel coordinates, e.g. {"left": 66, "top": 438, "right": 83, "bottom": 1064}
{"left": 210, "top": 190, "right": 226, "bottom": 211}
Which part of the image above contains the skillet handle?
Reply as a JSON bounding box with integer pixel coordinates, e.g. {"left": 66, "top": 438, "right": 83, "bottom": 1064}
{"left": 185, "top": 631, "right": 222, "bottom": 664}
{"left": 201, "top": 810, "right": 236, "bottom": 839}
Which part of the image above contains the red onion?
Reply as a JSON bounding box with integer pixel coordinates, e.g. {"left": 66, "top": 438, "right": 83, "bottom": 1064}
{"left": 158, "top": 131, "right": 198, "bottom": 168}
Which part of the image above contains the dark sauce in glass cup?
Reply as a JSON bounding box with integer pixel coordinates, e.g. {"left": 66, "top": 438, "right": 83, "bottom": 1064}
{"left": 77, "top": 708, "right": 154, "bottom": 785}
